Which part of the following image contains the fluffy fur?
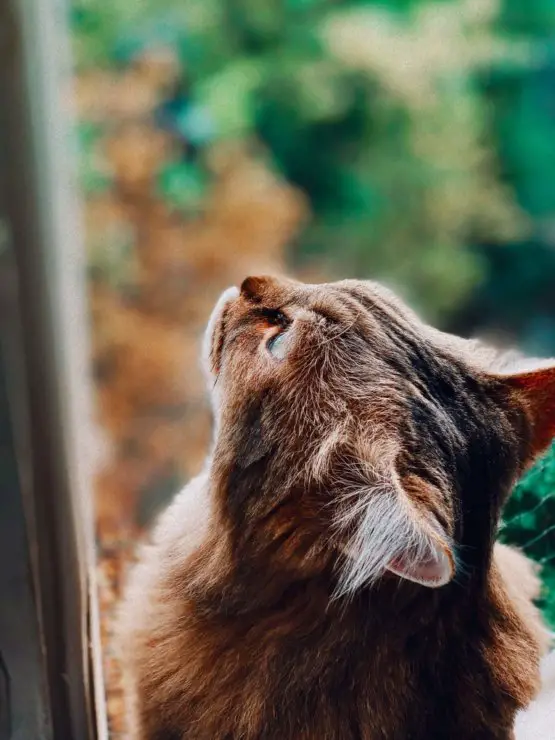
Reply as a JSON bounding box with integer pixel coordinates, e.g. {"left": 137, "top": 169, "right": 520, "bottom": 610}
{"left": 120, "top": 275, "right": 553, "bottom": 739}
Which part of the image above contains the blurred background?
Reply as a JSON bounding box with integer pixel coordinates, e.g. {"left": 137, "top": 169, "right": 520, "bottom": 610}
{"left": 69, "top": 0, "right": 555, "bottom": 733}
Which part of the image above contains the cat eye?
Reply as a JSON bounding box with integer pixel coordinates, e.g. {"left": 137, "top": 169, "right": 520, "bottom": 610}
{"left": 254, "top": 307, "right": 290, "bottom": 359}
{"left": 266, "top": 329, "right": 289, "bottom": 360}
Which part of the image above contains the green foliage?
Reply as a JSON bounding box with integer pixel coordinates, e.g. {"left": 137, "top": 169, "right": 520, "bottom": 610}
{"left": 77, "top": 122, "right": 112, "bottom": 194}
{"left": 71, "top": 0, "right": 529, "bottom": 323}
{"left": 157, "top": 161, "right": 207, "bottom": 212}
{"left": 501, "top": 442, "right": 555, "bottom": 627}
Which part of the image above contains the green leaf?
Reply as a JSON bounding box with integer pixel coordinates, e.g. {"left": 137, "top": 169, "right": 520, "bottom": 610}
{"left": 196, "top": 59, "right": 265, "bottom": 138}
{"left": 157, "top": 162, "right": 207, "bottom": 211}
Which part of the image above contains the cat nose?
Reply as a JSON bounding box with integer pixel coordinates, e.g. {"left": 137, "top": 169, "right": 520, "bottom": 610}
{"left": 240, "top": 275, "right": 280, "bottom": 303}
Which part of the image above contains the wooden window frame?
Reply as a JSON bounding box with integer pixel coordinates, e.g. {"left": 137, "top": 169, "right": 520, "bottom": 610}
{"left": 0, "top": 0, "right": 106, "bottom": 736}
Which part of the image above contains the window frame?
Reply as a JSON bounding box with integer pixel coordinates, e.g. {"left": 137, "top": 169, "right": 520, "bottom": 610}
{"left": 0, "top": 0, "right": 106, "bottom": 736}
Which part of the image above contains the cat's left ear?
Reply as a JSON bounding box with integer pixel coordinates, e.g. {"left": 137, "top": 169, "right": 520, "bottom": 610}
{"left": 501, "top": 365, "right": 555, "bottom": 454}
{"left": 385, "top": 531, "right": 454, "bottom": 587}
{"left": 338, "top": 471, "right": 456, "bottom": 593}
{"left": 383, "top": 476, "right": 455, "bottom": 589}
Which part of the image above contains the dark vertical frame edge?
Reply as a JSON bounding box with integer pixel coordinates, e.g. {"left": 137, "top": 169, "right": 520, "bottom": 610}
{"left": 0, "top": 0, "right": 107, "bottom": 736}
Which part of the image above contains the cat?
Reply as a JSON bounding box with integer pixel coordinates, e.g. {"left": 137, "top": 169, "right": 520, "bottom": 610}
{"left": 120, "top": 275, "right": 553, "bottom": 740}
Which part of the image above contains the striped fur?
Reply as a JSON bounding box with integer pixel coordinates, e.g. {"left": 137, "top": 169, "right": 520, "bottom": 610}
{"left": 121, "top": 275, "right": 552, "bottom": 739}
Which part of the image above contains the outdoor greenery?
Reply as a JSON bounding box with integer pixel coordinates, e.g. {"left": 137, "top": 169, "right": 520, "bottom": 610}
{"left": 501, "top": 442, "right": 555, "bottom": 625}
{"left": 72, "top": 0, "right": 555, "bottom": 669}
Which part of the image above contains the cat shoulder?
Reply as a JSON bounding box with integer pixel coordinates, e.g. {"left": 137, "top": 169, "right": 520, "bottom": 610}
{"left": 493, "top": 542, "right": 551, "bottom": 655}
{"left": 150, "top": 468, "right": 212, "bottom": 553}
{"left": 118, "top": 469, "right": 212, "bottom": 637}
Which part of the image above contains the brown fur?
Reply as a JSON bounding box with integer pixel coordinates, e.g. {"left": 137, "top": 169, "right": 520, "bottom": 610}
{"left": 120, "top": 276, "right": 552, "bottom": 739}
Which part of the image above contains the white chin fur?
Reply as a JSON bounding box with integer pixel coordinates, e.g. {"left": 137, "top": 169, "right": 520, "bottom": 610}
{"left": 335, "top": 487, "right": 450, "bottom": 596}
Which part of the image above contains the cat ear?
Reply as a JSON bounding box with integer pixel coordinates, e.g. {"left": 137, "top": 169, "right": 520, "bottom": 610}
{"left": 338, "top": 472, "right": 455, "bottom": 593}
{"left": 501, "top": 364, "right": 555, "bottom": 455}
{"left": 385, "top": 524, "right": 454, "bottom": 588}
{"left": 384, "top": 476, "right": 455, "bottom": 588}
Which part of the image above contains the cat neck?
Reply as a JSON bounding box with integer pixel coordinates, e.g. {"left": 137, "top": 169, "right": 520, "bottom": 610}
{"left": 185, "top": 534, "right": 537, "bottom": 740}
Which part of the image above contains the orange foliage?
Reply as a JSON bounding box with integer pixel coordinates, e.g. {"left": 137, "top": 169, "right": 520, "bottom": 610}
{"left": 82, "top": 53, "right": 306, "bottom": 534}
{"left": 79, "top": 50, "right": 306, "bottom": 735}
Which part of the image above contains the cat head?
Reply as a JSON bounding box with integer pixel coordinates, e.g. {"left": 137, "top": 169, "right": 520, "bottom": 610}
{"left": 203, "top": 275, "right": 555, "bottom": 595}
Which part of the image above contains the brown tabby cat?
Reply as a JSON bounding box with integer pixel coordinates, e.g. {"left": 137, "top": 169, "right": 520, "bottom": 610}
{"left": 121, "top": 275, "right": 553, "bottom": 740}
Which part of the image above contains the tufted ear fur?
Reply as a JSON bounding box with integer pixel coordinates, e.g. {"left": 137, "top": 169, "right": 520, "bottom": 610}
{"left": 385, "top": 474, "right": 455, "bottom": 588}
{"left": 338, "top": 470, "right": 455, "bottom": 594}
{"left": 501, "top": 364, "right": 555, "bottom": 456}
